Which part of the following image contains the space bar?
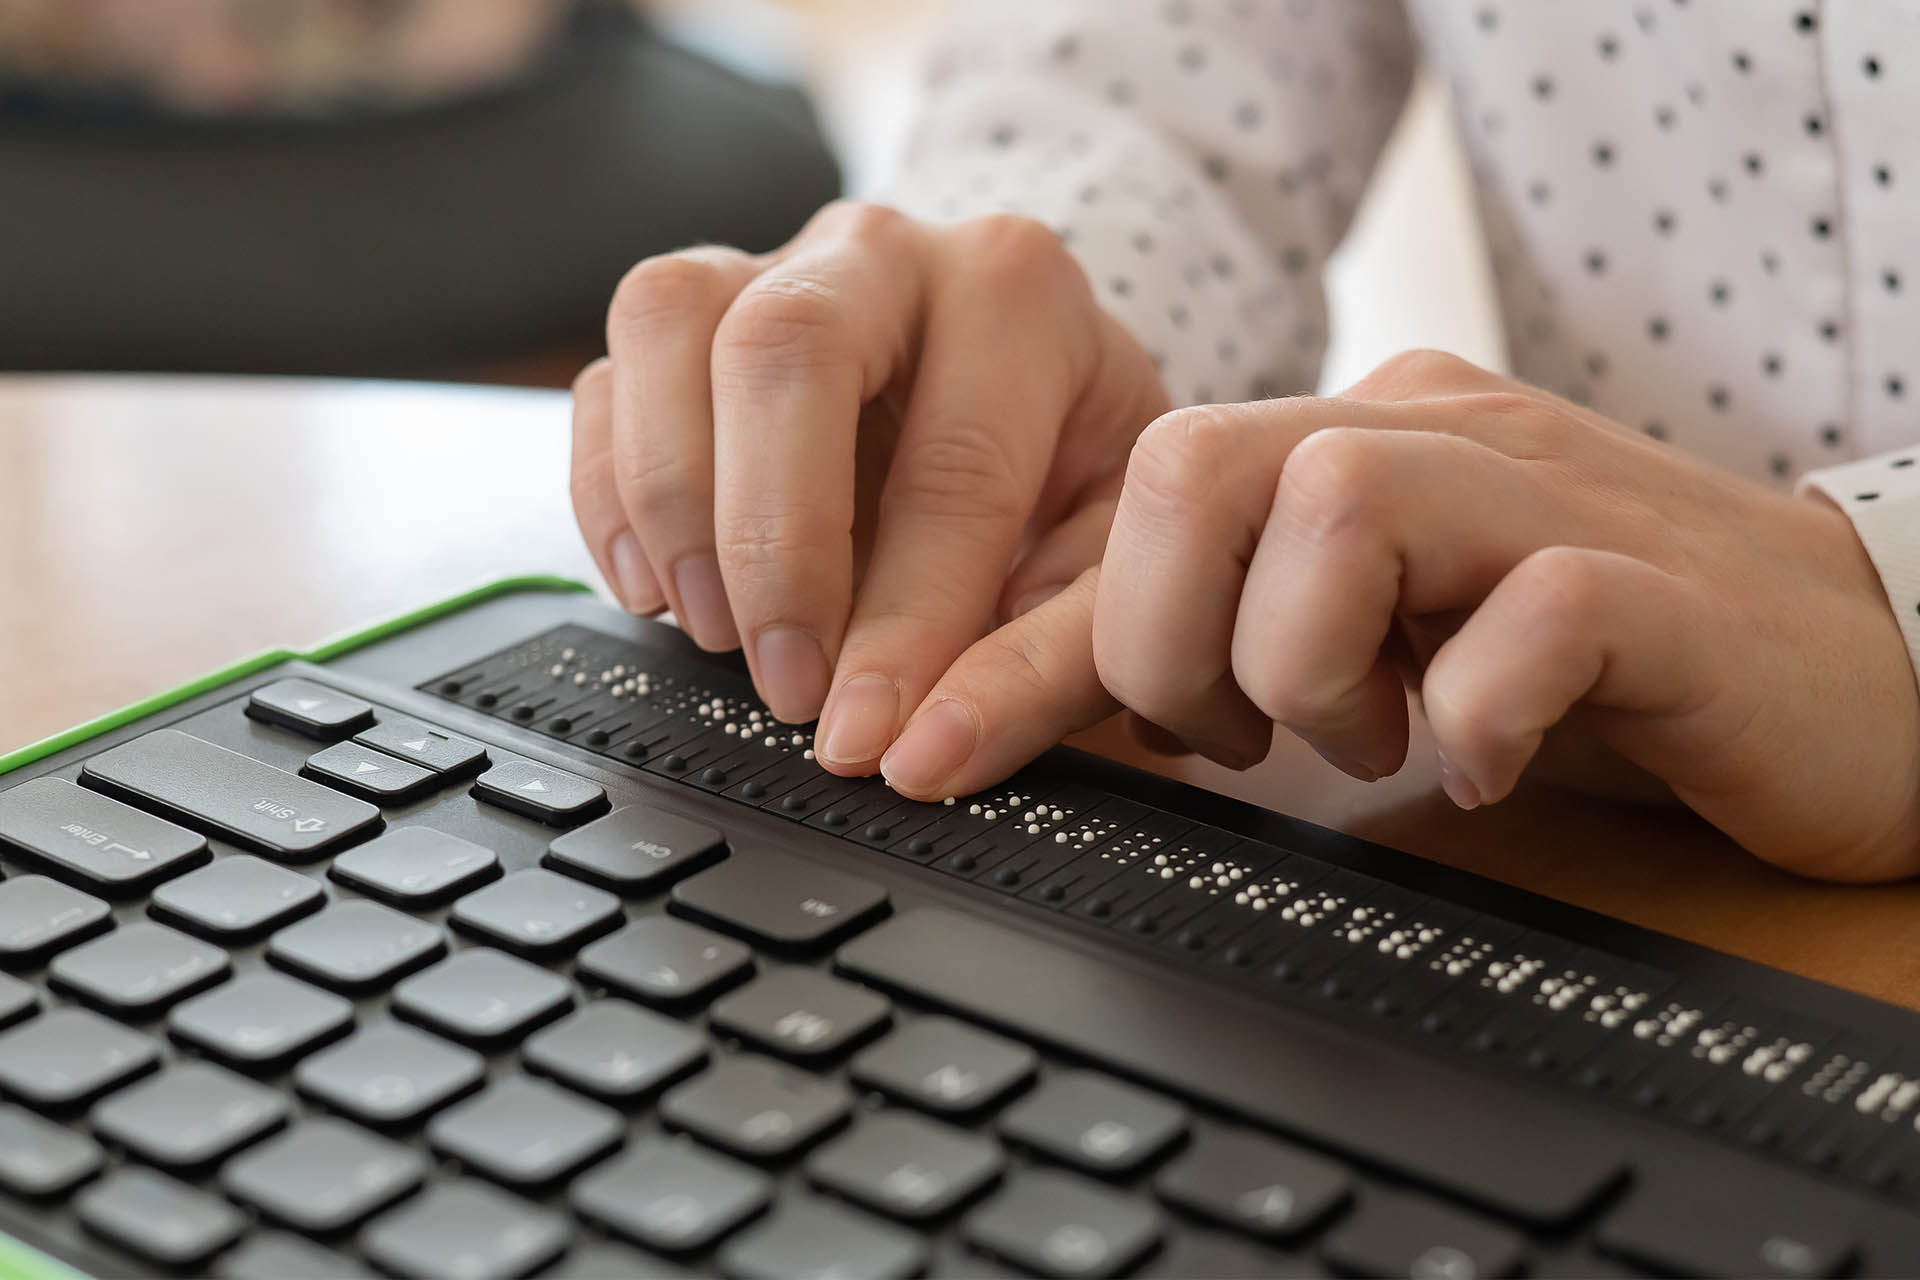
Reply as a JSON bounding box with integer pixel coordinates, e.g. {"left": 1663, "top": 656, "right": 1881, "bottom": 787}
{"left": 837, "top": 907, "right": 1629, "bottom": 1227}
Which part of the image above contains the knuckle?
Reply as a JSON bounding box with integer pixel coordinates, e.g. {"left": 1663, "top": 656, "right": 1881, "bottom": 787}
{"left": 1232, "top": 651, "right": 1331, "bottom": 729}
{"left": 1509, "top": 546, "right": 1613, "bottom": 628}
{"left": 885, "top": 424, "right": 1027, "bottom": 526}
{"left": 715, "top": 275, "right": 851, "bottom": 373}
{"left": 608, "top": 253, "right": 730, "bottom": 341}
{"left": 1125, "top": 406, "right": 1245, "bottom": 516}
{"left": 811, "top": 198, "right": 914, "bottom": 247}
{"left": 1093, "top": 634, "right": 1191, "bottom": 731}
{"left": 1353, "top": 347, "right": 1480, "bottom": 396}
{"left": 570, "top": 356, "right": 611, "bottom": 400}
{"left": 953, "top": 213, "right": 1077, "bottom": 290}
{"left": 1275, "top": 427, "right": 1392, "bottom": 538}
{"left": 1457, "top": 390, "right": 1571, "bottom": 454}
{"left": 715, "top": 504, "right": 838, "bottom": 578}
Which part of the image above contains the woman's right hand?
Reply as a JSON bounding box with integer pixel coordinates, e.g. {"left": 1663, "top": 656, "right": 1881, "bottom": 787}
{"left": 570, "top": 201, "right": 1171, "bottom": 773}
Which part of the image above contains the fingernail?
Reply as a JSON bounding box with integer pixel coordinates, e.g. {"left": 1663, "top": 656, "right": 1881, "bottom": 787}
{"left": 817, "top": 674, "right": 900, "bottom": 767}
{"left": 754, "top": 626, "right": 831, "bottom": 723}
{"left": 1437, "top": 751, "right": 1482, "bottom": 810}
{"left": 1010, "top": 583, "right": 1069, "bottom": 619}
{"left": 880, "top": 699, "right": 979, "bottom": 796}
{"left": 671, "top": 554, "right": 740, "bottom": 651}
{"left": 1299, "top": 733, "right": 1379, "bottom": 782}
{"left": 609, "top": 531, "right": 662, "bottom": 613}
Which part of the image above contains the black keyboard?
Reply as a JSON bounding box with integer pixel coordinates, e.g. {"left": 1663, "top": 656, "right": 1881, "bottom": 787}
{"left": 1, "top": 587, "right": 1919, "bottom": 1279}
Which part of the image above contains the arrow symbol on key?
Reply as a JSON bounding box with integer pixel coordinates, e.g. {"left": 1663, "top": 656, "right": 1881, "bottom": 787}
{"left": 295, "top": 698, "right": 324, "bottom": 712}
{"left": 520, "top": 780, "right": 549, "bottom": 793}
{"left": 292, "top": 817, "right": 327, "bottom": 834}
{"left": 401, "top": 739, "right": 429, "bottom": 752}
{"left": 354, "top": 761, "right": 383, "bottom": 775}
{"left": 103, "top": 842, "right": 152, "bottom": 862}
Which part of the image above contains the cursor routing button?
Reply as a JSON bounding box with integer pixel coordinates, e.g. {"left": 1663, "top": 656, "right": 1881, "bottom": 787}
{"left": 471, "top": 761, "right": 608, "bottom": 826}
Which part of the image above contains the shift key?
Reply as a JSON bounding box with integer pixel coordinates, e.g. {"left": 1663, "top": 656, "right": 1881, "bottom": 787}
{"left": 82, "top": 730, "right": 381, "bottom": 860}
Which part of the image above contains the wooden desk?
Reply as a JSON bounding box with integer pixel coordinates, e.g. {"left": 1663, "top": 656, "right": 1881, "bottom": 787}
{"left": 7, "top": 375, "right": 1919, "bottom": 1010}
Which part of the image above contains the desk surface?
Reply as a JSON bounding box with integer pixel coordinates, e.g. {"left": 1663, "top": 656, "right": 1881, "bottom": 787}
{"left": 6, "top": 374, "right": 1920, "bottom": 1011}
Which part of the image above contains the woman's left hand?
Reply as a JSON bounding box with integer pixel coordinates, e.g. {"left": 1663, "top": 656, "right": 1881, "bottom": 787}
{"left": 877, "top": 351, "right": 1920, "bottom": 882}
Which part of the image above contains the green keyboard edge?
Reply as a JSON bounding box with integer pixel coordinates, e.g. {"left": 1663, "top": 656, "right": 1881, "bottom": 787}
{"left": 0, "top": 573, "right": 594, "bottom": 1277}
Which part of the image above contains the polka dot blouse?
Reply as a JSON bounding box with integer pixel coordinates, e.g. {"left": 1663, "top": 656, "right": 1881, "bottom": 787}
{"left": 884, "top": 0, "right": 1920, "bottom": 678}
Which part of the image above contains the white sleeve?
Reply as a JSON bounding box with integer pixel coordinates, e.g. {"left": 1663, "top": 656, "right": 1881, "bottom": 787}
{"left": 880, "top": 0, "right": 1417, "bottom": 407}
{"left": 1800, "top": 451, "right": 1920, "bottom": 687}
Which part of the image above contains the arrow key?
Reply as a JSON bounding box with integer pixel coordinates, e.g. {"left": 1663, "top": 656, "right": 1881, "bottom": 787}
{"left": 354, "top": 718, "right": 489, "bottom": 778}
{"left": 472, "top": 760, "right": 608, "bottom": 826}
{"left": 247, "top": 679, "right": 374, "bottom": 740}
{"left": 304, "top": 743, "right": 439, "bottom": 805}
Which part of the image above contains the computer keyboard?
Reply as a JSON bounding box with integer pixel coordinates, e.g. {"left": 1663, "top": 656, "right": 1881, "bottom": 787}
{"left": 0, "top": 585, "right": 1918, "bottom": 1279}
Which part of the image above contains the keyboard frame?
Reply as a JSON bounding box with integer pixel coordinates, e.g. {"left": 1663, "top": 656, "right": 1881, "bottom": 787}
{"left": 0, "top": 575, "right": 1917, "bottom": 1278}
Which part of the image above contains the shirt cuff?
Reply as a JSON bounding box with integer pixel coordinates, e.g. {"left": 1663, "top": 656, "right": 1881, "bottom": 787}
{"left": 1799, "top": 449, "right": 1920, "bottom": 686}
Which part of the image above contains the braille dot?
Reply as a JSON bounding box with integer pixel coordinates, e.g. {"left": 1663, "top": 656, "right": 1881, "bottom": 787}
{"left": 1648, "top": 316, "right": 1670, "bottom": 341}
{"left": 1821, "top": 424, "right": 1844, "bottom": 447}
{"left": 1532, "top": 75, "right": 1554, "bottom": 99}
{"left": 1168, "top": 304, "right": 1189, "bottom": 329}
{"left": 1885, "top": 269, "right": 1902, "bottom": 293}
{"left": 1653, "top": 209, "right": 1675, "bottom": 234}
{"left": 1643, "top": 421, "right": 1669, "bottom": 441}
{"left": 1731, "top": 51, "right": 1751, "bottom": 73}
{"left": 1864, "top": 55, "right": 1882, "bottom": 78}
{"left": 1744, "top": 152, "right": 1764, "bottom": 175}
{"left": 1585, "top": 250, "right": 1607, "bottom": 275}
{"left": 1794, "top": 10, "right": 1816, "bottom": 33}
{"left": 1209, "top": 253, "right": 1234, "bottom": 278}
{"left": 1592, "top": 141, "right": 1615, "bottom": 167}
{"left": 1707, "top": 385, "right": 1730, "bottom": 411}
{"left": 1874, "top": 163, "right": 1894, "bottom": 187}
{"left": 1586, "top": 352, "right": 1609, "bottom": 378}
{"left": 1889, "top": 374, "right": 1907, "bottom": 399}
{"left": 1811, "top": 216, "right": 1831, "bottom": 239}
{"left": 1708, "top": 280, "right": 1730, "bottom": 305}
{"left": 1805, "top": 114, "right": 1824, "bottom": 137}
{"left": 1598, "top": 34, "right": 1619, "bottom": 58}
{"left": 1476, "top": 6, "right": 1497, "bottom": 31}
{"left": 1762, "top": 352, "right": 1783, "bottom": 377}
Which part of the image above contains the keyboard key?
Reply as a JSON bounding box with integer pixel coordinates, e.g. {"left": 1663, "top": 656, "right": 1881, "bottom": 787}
{"left": 807, "top": 1111, "right": 1004, "bottom": 1220}
{"left": 671, "top": 854, "right": 887, "bottom": 951}
{"left": 268, "top": 899, "right": 447, "bottom": 991}
{"left": 570, "top": 1135, "right": 770, "bottom": 1251}
{"left": 710, "top": 967, "right": 891, "bottom": 1060}
{"left": 1322, "top": 1190, "right": 1526, "bottom": 1279}
{"left": 450, "top": 868, "right": 622, "bottom": 957}
{"left": 393, "top": 947, "right": 572, "bottom": 1046}
{"left": 76, "top": 1166, "right": 245, "bottom": 1267}
{"left": 0, "top": 874, "right": 112, "bottom": 963}
{"left": 964, "top": 1169, "right": 1163, "bottom": 1279}
{"left": 1154, "top": 1129, "right": 1352, "bottom": 1240}
{"left": 168, "top": 970, "right": 355, "bottom": 1069}
{"left": 149, "top": 853, "right": 325, "bottom": 939}
{"left": 83, "top": 729, "right": 382, "bottom": 859}
{"left": 354, "top": 718, "right": 488, "bottom": 777}
{"left": 577, "top": 915, "right": 752, "bottom": 1005}
{"left": 839, "top": 908, "right": 1628, "bottom": 1226}
{"left": 471, "top": 759, "right": 608, "bottom": 825}
{"left": 329, "top": 826, "right": 500, "bottom": 905}
{"left": 1000, "top": 1070, "right": 1188, "bottom": 1176}
{"left": 361, "top": 1178, "right": 571, "bottom": 1280}
{"left": 90, "top": 1060, "right": 288, "bottom": 1169}
{"left": 0, "top": 1007, "right": 159, "bottom": 1108}
{"left": 217, "top": 1232, "right": 373, "bottom": 1280}
{"left": 850, "top": 1016, "right": 1038, "bottom": 1117}
{"left": 0, "top": 973, "right": 36, "bottom": 1031}
{"left": 248, "top": 678, "right": 376, "bottom": 739}
{"left": 660, "top": 1056, "right": 851, "bottom": 1161}
{"left": 49, "top": 921, "right": 229, "bottom": 1016}
{"left": 0, "top": 776, "right": 209, "bottom": 894}
{"left": 524, "top": 1001, "right": 707, "bottom": 1101}
{"left": 1596, "top": 1172, "right": 1856, "bottom": 1278}
{"left": 428, "top": 1076, "right": 623, "bottom": 1188}
{"left": 545, "top": 805, "right": 727, "bottom": 892}
{"left": 295, "top": 1023, "right": 485, "bottom": 1126}
{"left": 224, "top": 1116, "right": 428, "bottom": 1232}
{"left": 719, "top": 1197, "right": 926, "bottom": 1280}
{"left": 303, "top": 741, "right": 439, "bottom": 804}
{"left": 548, "top": 1241, "right": 690, "bottom": 1279}
{"left": 0, "top": 1103, "right": 102, "bottom": 1195}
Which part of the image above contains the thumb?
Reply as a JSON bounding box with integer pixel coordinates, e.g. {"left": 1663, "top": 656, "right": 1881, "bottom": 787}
{"left": 880, "top": 566, "right": 1119, "bottom": 799}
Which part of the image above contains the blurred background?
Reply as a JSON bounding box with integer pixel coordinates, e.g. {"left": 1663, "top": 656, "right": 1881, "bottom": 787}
{"left": 0, "top": 0, "right": 1503, "bottom": 391}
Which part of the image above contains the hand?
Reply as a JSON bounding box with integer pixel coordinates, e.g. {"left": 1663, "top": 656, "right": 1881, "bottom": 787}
{"left": 884, "top": 351, "right": 1920, "bottom": 882}
{"left": 570, "top": 201, "right": 1169, "bottom": 771}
